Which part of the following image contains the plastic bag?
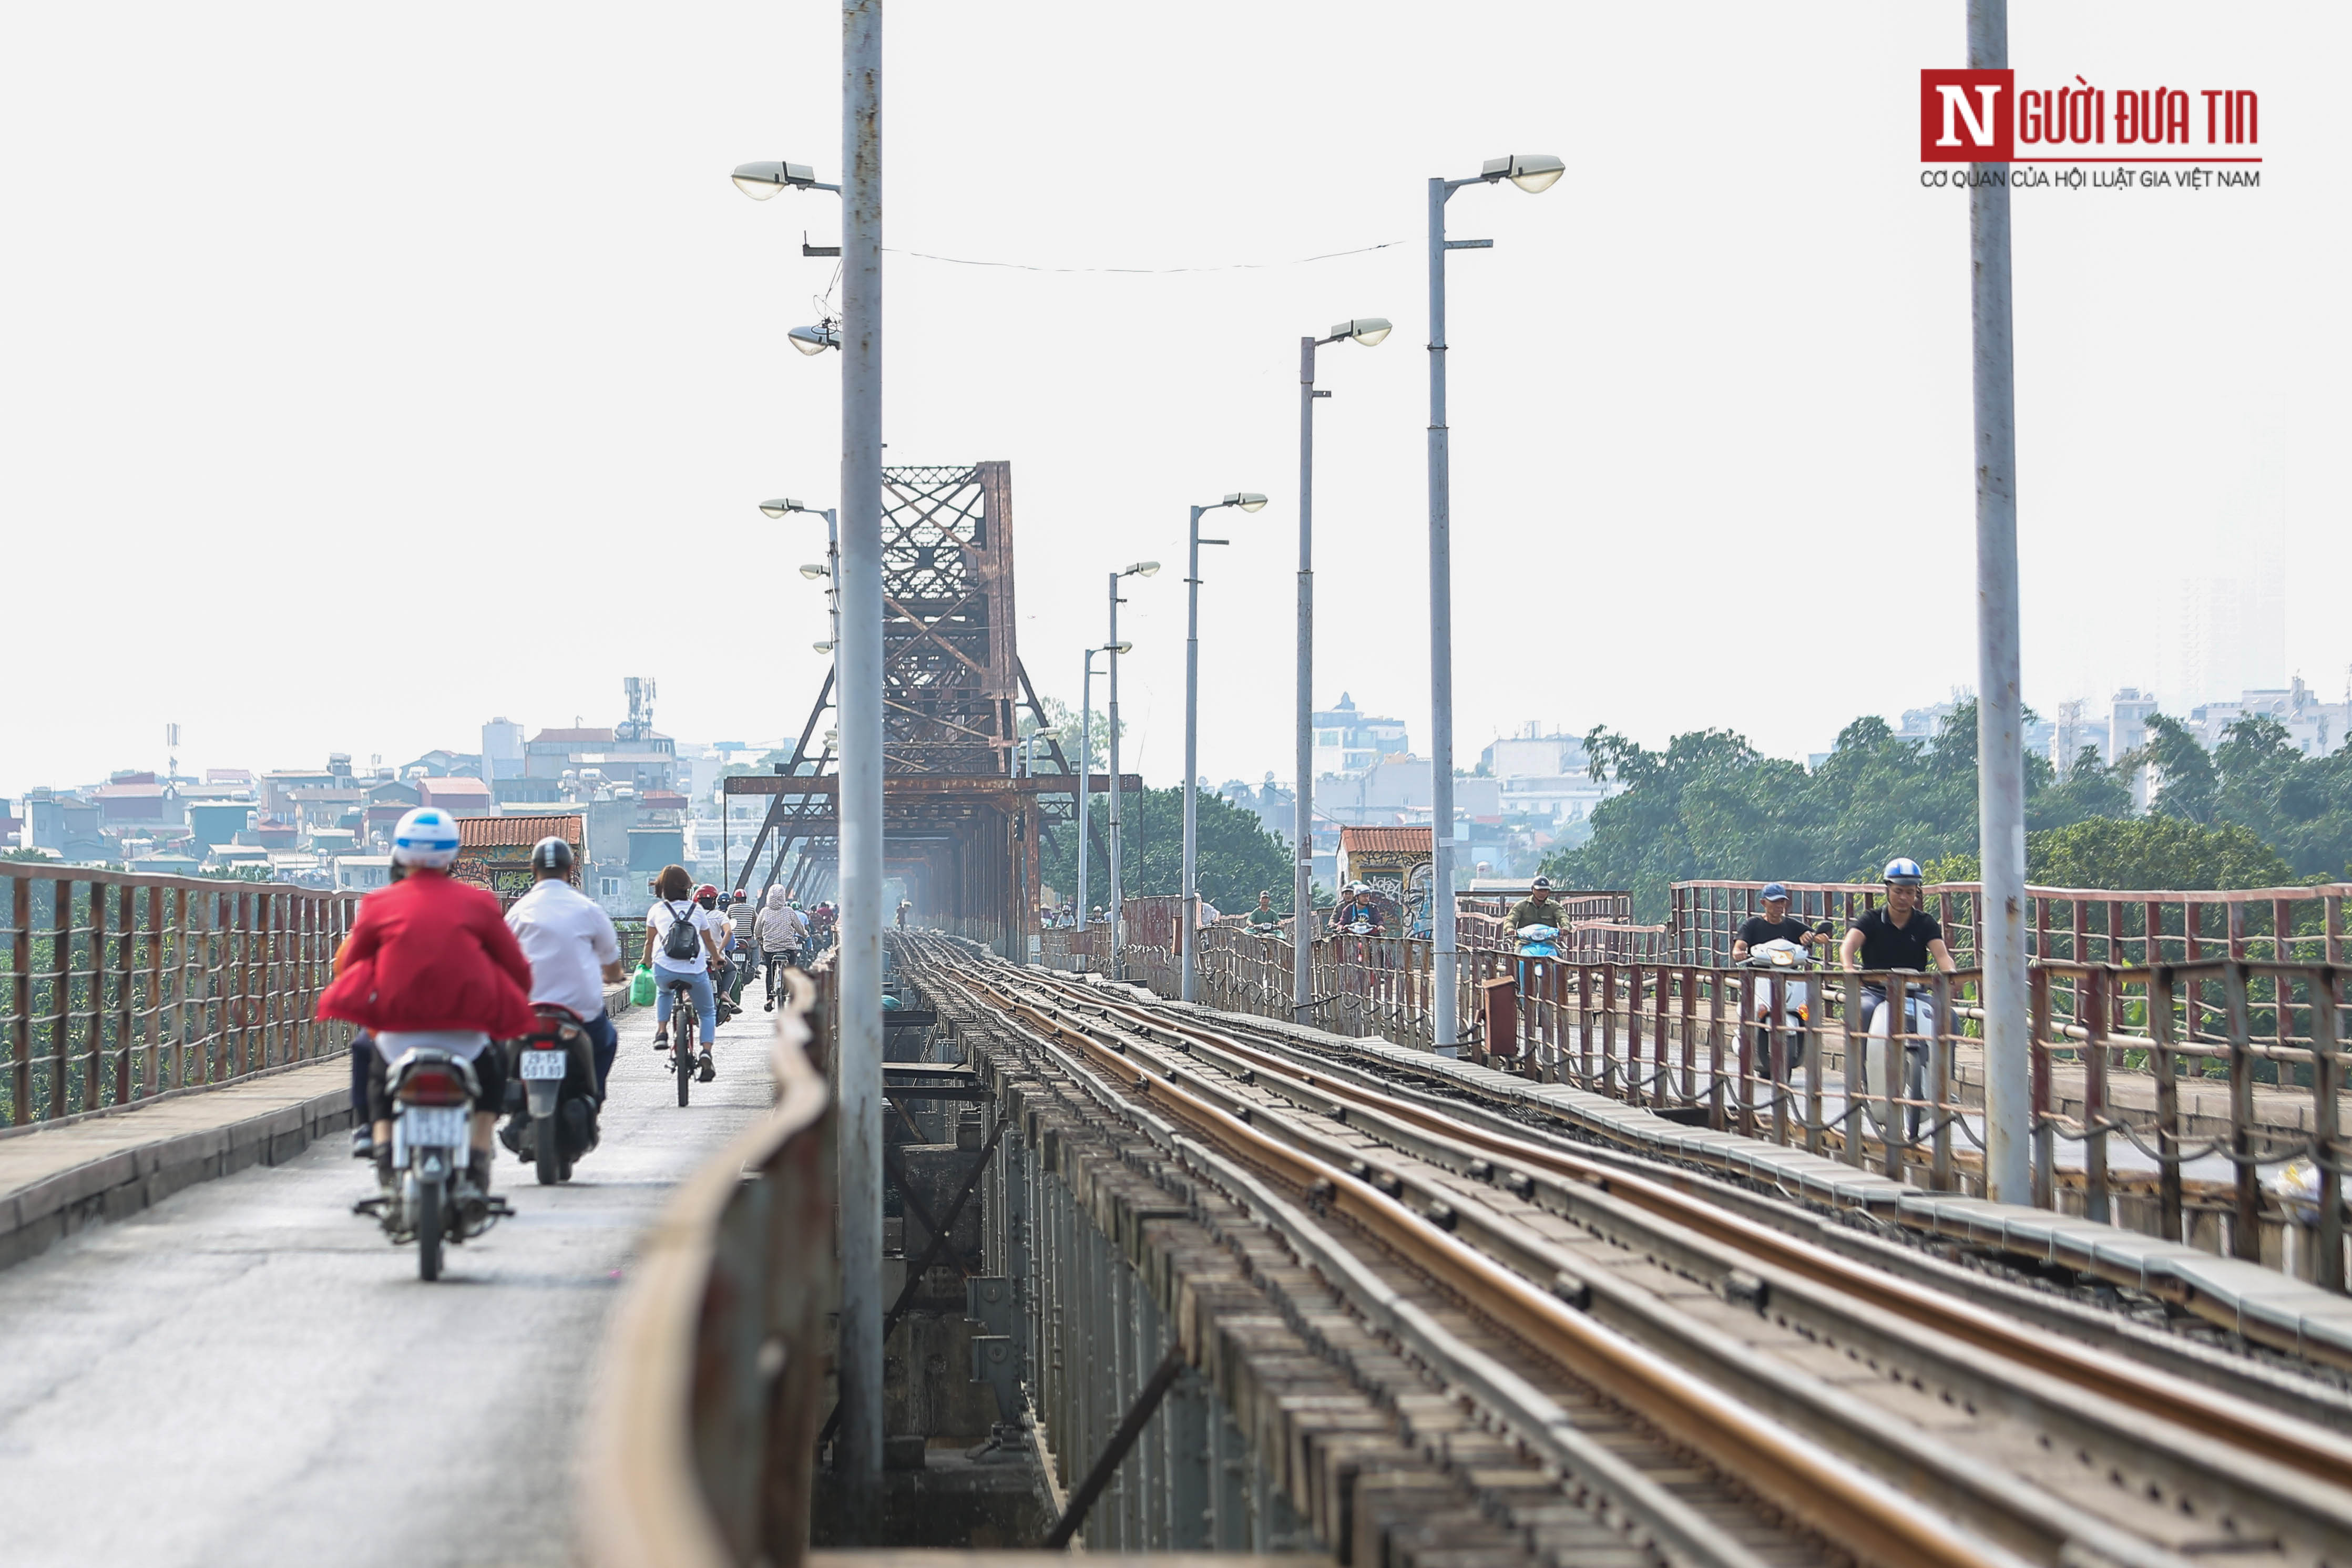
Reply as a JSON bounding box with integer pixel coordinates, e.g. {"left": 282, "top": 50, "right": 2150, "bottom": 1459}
{"left": 629, "top": 963, "right": 657, "bottom": 1009}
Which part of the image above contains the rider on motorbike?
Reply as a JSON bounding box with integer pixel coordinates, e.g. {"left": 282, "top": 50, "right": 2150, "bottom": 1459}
{"left": 317, "top": 807, "right": 537, "bottom": 1205}
{"left": 1330, "top": 883, "right": 1385, "bottom": 935}
{"left": 502, "top": 837, "right": 623, "bottom": 1096}
{"left": 1732, "top": 882, "right": 1831, "bottom": 962}
{"left": 1505, "top": 876, "right": 1564, "bottom": 933}
{"left": 1246, "top": 890, "right": 1283, "bottom": 931}
{"left": 1838, "top": 858, "right": 1956, "bottom": 1028}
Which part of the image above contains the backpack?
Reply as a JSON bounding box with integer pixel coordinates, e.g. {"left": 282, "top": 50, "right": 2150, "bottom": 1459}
{"left": 660, "top": 901, "right": 703, "bottom": 962}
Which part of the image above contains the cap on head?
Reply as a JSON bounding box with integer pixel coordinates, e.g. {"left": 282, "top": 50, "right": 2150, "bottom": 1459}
{"left": 390, "top": 807, "right": 460, "bottom": 870}
{"left": 529, "top": 836, "right": 575, "bottom": 876}
{"left": 1761, "top": 882, "right": 1789, "bottom": 903}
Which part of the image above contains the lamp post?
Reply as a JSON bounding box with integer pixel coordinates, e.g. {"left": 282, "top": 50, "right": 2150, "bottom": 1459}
{"left": 734, "top": 3, "right": 884, "bottom": 1495}
{"left": 1182, "top": 493, "right": 1266, "bottom": 1003}
{"left": 1425, "top": 151, "right": 1562, "bottom": 1055}
{"left": 1077, "top": 641, "right": 1130, "bottom": 960}
{"left": 765, "top": 498, "right": 841, "bottom": 648}
{"left": 1966, "top": 0, "right": 2030, "bottom": 1205}
{"left": 1107, "top": 562, "right": 1158, "bottom": 967}
{"left": 1295, "top": 318, "right": 1390, "bottom": 1021}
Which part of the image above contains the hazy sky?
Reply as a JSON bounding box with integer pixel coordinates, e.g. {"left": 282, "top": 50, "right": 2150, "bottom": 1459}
{"left": 2, "top": 3, "right": 2341, "bottom": 796}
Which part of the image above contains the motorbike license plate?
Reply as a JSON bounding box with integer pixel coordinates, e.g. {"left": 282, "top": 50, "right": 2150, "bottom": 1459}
{"left": 401, "top": 1105, "right": 468, "bottom": 1148}
{"left": 520, "top": 1048, "right": 568, "bottom": 1081}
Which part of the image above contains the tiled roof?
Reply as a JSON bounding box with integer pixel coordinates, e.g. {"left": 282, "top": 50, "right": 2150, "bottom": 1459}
{"left": 457, "top": 813, "right": 586, "bottom": 848}
{"left": 1338, "top": 826, "right": 1431, "bottom": 853}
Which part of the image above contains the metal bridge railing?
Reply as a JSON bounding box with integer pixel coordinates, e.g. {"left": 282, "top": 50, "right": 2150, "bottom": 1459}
{"left": 1111, "top": 898, "right": 2348, "bottom": 1293}
{"left": 580, "top": 965, "right": 835, "bottom": 1568}
{"left": 1, "top": 865, "right": 359, "bottom": 1128}
{"left": 1670, "top": 878, "right": 2351, "bottom": 973}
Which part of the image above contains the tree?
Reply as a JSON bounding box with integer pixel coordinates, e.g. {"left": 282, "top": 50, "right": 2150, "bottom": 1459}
{"left": 2136, "top": 713, "right": 2217, "bottom": 825}
{"left": 2029, "top": 746, "right": 2134, "bottom": 832}
{"left": 1040, "top": 786, "right": 1293, "bottom": 915}
{"left": 1924, "top": 816, "right": 2291, "bottom": 890}
{"left": 1019, "top": 695, "right": 1119, "bottom": 776}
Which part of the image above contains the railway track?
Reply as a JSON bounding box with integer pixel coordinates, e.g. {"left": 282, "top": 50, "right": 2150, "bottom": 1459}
{"left": 901, "top": 936, "right": 2352, "bottom": 1568}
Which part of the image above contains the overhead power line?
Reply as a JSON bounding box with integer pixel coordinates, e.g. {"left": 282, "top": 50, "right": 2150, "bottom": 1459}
{"left": 879, "top": 239, "right": 1405, "bottom": 275}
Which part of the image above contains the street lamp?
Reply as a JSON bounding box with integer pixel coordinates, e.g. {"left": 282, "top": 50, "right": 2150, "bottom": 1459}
{"left": 788, "top": 323, "right": 842, "bottom": 355}
{"left": 763, "top": 498, "right": 843, "bottom": 651}
{"left": 1426, "top": 153, "right": 1559, "bottom": 1054}
{"left": 1294, "top": 316, "right": 1391, "bottom": 1021}
{"left": 1107, "top": 561, "right": 1159, "bottom": 967}
{"left": 1180, "top": 494, "right": 1265, "bottom": 1004}
{"left": 731, "top": 160, "right": 841, "bottom": 199}
{"left": 1075, "top": 640, "right": 1131, "bottom": 956}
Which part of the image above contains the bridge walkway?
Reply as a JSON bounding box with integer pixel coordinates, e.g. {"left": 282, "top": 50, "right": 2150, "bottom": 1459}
{"left": 0, "top": 998, "right": 772, "bottom": 1568}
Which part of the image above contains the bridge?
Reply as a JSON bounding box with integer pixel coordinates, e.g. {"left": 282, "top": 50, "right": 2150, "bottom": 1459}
{"left": 3, "top": 816, "right": 2349, "bottom": 1567}
{"left": 0, "top": 456, "right": 2348, "bottom": 1566}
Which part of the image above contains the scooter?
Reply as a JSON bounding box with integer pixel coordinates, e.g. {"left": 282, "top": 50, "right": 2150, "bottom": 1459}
{"left": 1514, "top": 923, "right": 1561, "bottom": 990}
{"left": 1740, "top": 937, "right": 1815, "bottom": 1082}
{"left": 1862, "top": 983, "right": 1937, "bottom": 1140}
{"left": 500, "top": 1003, "right": 600, "bottom": 1186}
{"left": 355, "top": 1046, "right": 508, "bottom": 1281}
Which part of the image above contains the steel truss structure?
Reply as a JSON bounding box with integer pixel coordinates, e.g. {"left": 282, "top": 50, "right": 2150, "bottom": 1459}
{"left": 727, "top": 463, "right": 1128, "bottom": 947}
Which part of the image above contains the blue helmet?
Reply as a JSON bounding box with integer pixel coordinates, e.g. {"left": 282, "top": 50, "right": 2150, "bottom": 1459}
{"left": 1881, "top": 857, "right": 1925, "bottom": 886}
{"left": 391, "top": 806, "right": 462, "bottom": 870}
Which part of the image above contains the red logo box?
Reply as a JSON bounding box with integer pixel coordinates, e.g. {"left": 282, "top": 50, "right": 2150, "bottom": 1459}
{"left": 1920, "top": 68, "right": 2015, "bottom": 161}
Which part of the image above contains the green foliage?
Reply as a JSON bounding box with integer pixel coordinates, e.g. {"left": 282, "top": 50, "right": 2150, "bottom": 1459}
{"left": 1546, "top": 706, "right": 2024, "bottom": 921}
{"left": 1020, "top": 695, "right": 1120, "bottom": 775}
{"left": 1925, "top": 816, "right": 2292, "bottom": 891}
{"left": 1042, "top": 787, "right": 1293, "bottom": 914}
{"left": 1541, "top": 698, "right": 2347, "bottom": 921}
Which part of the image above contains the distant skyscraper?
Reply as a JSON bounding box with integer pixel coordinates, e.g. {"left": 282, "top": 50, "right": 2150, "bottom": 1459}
{"left": 2161, "top": 576, "right": 2283, "bottom": 709}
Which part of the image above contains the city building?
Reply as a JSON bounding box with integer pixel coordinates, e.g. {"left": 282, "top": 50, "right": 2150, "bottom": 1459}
{"left": 24, "top": 789, "right": 105, "bottom": 860}
{"left": 482, "top": 716, "right": 526, "bottom": 780}
{"left": 417, "top": 775, "right": 495, "bottom": 815}
{"left": 523, "top": 726, "right": 678, "bottom": 792}
{"left": 1311, "top": 694, "right": 1409, "bottom": 778}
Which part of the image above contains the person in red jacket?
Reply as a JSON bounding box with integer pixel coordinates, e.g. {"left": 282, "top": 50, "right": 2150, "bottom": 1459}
{"left": 319, "top": 807, "right": 536, "bottom": 1198}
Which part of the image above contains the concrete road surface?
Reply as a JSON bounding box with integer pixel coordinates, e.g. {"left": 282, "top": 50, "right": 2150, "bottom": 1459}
{"left": 0, "top": 999, "right": 774, "bottom": 1567}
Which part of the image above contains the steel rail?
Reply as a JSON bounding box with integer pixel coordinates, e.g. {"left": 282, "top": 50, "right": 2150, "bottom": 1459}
{"left": 948, "top": 966, "right": 2307, "bottom": 1568}
{"left": 912, "top": 953, "right": 2034, "bottom": 1568}
{"left": 1026, "top": 964, "right": 2352, "bottom": 1475}
{"left": 918, "top": 966, "right": 1770, "bottom": 1567}
{"left": 930, "top": 950, "right": 2352, "bottom": 1567}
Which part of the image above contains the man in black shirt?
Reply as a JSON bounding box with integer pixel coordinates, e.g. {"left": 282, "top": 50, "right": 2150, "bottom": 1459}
{"left": 1839, "top": 857, "right": 1955, "bottom": 1031}
{"left": 1731, "top": 883, "right": 1827, "bottom": 961}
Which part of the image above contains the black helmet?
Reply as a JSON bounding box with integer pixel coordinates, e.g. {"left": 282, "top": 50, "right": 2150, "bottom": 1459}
{"left": 530, "top": 836, "right": 575, "bottom": 875}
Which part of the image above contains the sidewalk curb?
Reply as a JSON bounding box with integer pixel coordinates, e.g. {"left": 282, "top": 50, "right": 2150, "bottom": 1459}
{"left": 0, "top": 985, "right": 632, "bottom": 1277}
{"left": 0, "top": 1083, "right": 354, "bottom": 1275}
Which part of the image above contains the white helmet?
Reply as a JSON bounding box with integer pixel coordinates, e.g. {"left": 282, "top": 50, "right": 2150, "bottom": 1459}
{"left": 391, "top": 806, "right": 462, "bottom": 869}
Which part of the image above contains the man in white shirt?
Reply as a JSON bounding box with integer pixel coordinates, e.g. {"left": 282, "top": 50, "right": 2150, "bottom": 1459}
{"left": 504, "top": 838, "right": 624, "bottom": 1095}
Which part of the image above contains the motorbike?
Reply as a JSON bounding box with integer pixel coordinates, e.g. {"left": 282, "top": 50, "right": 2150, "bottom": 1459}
{"left": 1862, "top": 982, "right": 1937, "bottom": 1139}
{"left": 1513, "top": 922, "right": 1561, "bottom": 990}
{"left": 355, "top": 1046, "right": 508, "bottom": 1280}
{"left": 499, "top": 1002, "right": 600, "bottom": 1186}
{"left": 1739, "top": 937, "right": 1815, "bottom": 1083}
